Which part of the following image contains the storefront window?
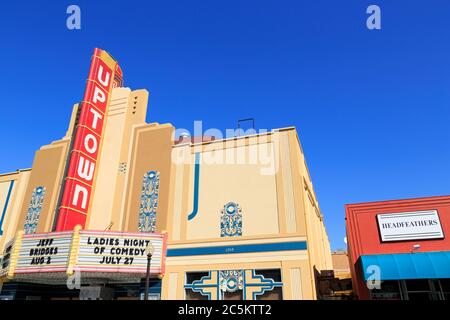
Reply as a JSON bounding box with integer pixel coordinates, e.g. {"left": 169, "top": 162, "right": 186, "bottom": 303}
{"left": 438, "top": 279, "right": 450, "bottom": 300}
{"left": 371, "top": 280, "right": 447, "bottom": 300}
{"left": 405, "top": 279, "right": 429, "bottom": 292}
{"left": 370, "top": 280, "right": 402, "bottom": 300}
{"left": 186, "top": 272, "right": 209, "bottom": 284}
{"left": 404, "top": 280, "right": 442, "bottom": 300}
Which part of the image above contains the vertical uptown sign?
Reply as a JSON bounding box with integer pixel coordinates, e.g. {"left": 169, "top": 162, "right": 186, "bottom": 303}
{"left": 55, "top": 48, "right": 123, "bottom": 231}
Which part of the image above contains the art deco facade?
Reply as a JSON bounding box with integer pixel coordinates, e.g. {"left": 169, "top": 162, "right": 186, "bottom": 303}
{"left": 0, "top": 49, "right": 332, "bottom": 300}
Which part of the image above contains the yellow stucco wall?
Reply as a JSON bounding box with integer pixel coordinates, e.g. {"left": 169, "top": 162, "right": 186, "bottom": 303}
{"left": 86, "top": 88, "right": 149, "bottom": 231}
{"left": 122, "top": 123, "right": 175, "bottom": 233}
{"left": 162, "top": 128, "right": 332, "bottom": 300}
{"left": 0, "top": 84, "right": 332, "bottom": 301}
{"left": 187, "top": 145, "right": 279, "bottom": 240}
{"left": 0, "top": 170, "right": 30, "bottom": 251}
{"left": 16, "top": 140, "right": 70, "bottom": 233}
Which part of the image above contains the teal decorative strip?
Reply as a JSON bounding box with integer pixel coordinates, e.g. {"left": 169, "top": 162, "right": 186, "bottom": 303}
{"left": 24, "top": 186, "right": 46, "bottom": 234}
{"left": 184, "top": 272, "right": 215, "bottom": 300}
{"left": 167, "top": 241, "right": 307, "bottom": 257}
{"left": 247, "top": 270, "right": 283, "bottom": 299}
{"left": 0, "top": 180, "right": 15, "bottom": 236}
{"left": 139, "top": 170, "right": 160, "bottom": 232}
{"left": 221, "top": 202, "right": 242, "bottom": 237}
{"left": 187, "top": 153, "right": 201, "bottom": 221}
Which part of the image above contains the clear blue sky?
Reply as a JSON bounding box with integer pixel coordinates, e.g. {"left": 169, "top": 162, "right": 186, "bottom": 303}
{"left": 1, "top": 1, "right": 449, "bottom": 250}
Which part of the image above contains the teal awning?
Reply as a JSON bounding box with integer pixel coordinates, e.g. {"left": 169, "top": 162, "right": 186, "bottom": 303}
{"left": 360, "top": 251, "right": 450, "bottom": 281}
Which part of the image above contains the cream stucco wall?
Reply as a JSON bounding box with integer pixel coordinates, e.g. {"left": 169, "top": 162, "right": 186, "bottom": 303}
{"left": 0, "top": 79, "right": 332, "bottom": 301}
{"left": 163, "top": 128, "right": 333, "bottom": 300}
{"left": 85, "top": 87, "right": 149, "bottom": 231}
{"left": 186, "top": 144, "right": 279, "bottom": 240}
{"left": 0, "top": 170, "right": 30, "bottom": 252}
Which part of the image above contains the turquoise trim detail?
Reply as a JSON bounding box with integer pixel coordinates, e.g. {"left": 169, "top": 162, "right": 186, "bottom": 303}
{"left": 138, "top": 170, "right": 160, "bottom": 232}
{"left": 184, "top": 272, "right": 217, "bottom": 300}
{"left": 184, "top": 269, "right": 283, "bottom": 300}
{"left": 167, "top": 241, "right": 307, "bottom": 257}
{"left": 0, "top": 180, "right": 14, "bottom": 236}
{"left": 242, "top": 270, "right": 247, "bottom": 300}
{"left": 247, "top": 270, "right": 283, "bottom": 299}
{"left": 24, "top": 186, "right": 46, "bottom": 234}
{"left": 187, "top": 153, "right": 200, "bottom": 221}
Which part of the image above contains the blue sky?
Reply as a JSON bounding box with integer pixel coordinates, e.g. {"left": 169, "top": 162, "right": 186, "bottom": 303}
{"left": 1, "top": 1, "right": 449, "bottom": 249}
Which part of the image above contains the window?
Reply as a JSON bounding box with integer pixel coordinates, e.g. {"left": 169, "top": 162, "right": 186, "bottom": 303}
{"left": 185, "top": 289, "right": 209, "bottom": 300}
{"left": 255, "top": 287, "right": 283, "bottom": 300}
{"left": 184, "top": 269, "right": 284, "bottom": 300}
{"left": 253, "top": 269, "right": 283, "bottom": 300}
{"left": 222, "top": 290, "right": 243, "bottom": 300}
{"left": 404, "top": 280, "right": 441, "bottom": 301}
{"left": 185, "top": 272, "right": 212, "bottom": 300}
{"left": 438, "top": 279, "right": 450, "bottom": 300}
{"left": 370, "top": 280, "right": 402, "bottom": 300}
{"left": 186, "top": 272, "right": 209, "bottom": 284}
{"left": 254, "top": 269, "right": 282, "bottom": 282}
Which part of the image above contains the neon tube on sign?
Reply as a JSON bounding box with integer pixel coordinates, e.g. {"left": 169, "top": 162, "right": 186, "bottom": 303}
{"left": 55, "top": 48, "right": 123, "bottom": 231}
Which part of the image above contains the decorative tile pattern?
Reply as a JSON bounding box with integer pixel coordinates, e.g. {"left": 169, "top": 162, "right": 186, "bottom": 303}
{"left": 219, "top": 270, "right": 244, "bottom": 292}
{"left": 184, "top": 269, "right": 283, "bottom": 300}
{"left": 24, "top": 186, "right": 46, "bottom": 234}
{"left": 139, "top": 171, "right": 160, "bottom": 232}
{"left": 220, "top": 202, "right": 242, "bottom": 237}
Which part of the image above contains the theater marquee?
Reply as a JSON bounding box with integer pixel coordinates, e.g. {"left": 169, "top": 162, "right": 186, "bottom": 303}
{"left": 75, "top": 230, "right": 166, "bottom": 274}
{"left": 1, "top": 229, "right": 167, "bottom": 280}
{"left": 15, "top": 231, "right": 72, "bottom": 274}
{"left": 377, "top": 210, "right": 444, "bottom": 242}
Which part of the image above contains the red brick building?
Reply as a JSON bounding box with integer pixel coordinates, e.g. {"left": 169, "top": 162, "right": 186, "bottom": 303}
{"left": 346, "top": 195, "right": 450, "bottom": 300}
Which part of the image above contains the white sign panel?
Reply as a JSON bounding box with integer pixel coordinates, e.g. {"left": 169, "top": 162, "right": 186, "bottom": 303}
{"left": 76, "top": 231, "right": 166, "bottom": 274}
{"left": 15, "top": 232, "right": 72, "bottom": 273}
{"left": 377, "top": 210, "right": 444, "bottom": 242}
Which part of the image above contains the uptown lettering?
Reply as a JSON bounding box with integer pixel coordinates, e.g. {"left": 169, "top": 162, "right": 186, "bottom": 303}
{"left": 56, "top": 49, "right": 122, "bottom": 231}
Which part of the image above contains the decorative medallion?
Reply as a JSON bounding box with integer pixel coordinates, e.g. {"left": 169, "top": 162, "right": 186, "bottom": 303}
{"left": 220, "top": 202, "right": 242, "bottom": 237}
{"left": 219, "top": 270, "right": 244, "bottom": 292}
{"left": 24, "top": 186, "right": 46, "bottom": 234}
{"left": 139, "top": 171, "right": 160, "bottom": 232}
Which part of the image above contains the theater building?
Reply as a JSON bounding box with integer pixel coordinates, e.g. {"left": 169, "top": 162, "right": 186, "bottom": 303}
{"left": 0, "top": 48, "right": 332, "bottom": 300}
{"left": 346, "top": 196, "right": 450, "bottom": 300}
